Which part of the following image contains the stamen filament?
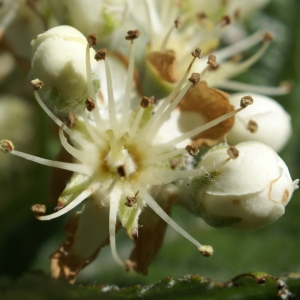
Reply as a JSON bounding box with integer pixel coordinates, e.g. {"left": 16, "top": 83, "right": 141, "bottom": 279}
{"left": 215, "top": 80, "right": 290, "bottom": 95}
{"left": 37, "top": 182, "right": 100, "bottom": 220}
{"left": 121, "top": 40, "right": 136, "bottom": 128}
{"left": 129, "top": 107, "right": 144, "bottom": 140}
{"left": 142, "top": 191, "right": 205, "bottom": 249}
{"left": 10, "top": 150, "right": 92, "bottom": 176}
{"left": 143, "top": 148, "right": 186, "bottom": 165}
{"left": 59, "top": 127, "right": 91, "bottom": 164}
{"left": 147, "top": 82, "right": 193, "bottom": 143}
{"left": 163, "top": 107, "right": 244, "bottom": 147}
{"left": 109, "top": 189, "right": 124, "bottom": 267}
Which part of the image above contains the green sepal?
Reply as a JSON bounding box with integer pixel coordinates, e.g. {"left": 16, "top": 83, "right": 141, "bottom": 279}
{"left": 57, "top": 173, "right": 92, "bottom": 207}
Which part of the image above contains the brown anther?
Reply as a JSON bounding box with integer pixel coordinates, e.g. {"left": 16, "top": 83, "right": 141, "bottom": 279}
{"left": 131, "top": 229, "right": 138, "bottom": 240}
{"left": 125, "top": 260, "right": 137, "bottom": 272}
{"left": 85, "top": 97, "right": 95, "bottom": 111}
{"left": 263, "top": 32, "right": 273, "bottom": 42}
{"left": 280, "top": 81, "right": 293, "bottom": 92}
{"left": 191, "top": 48, "right": 201, "bottom": 59}
{"left": 196, "top": 12, "right": 207, "bottom": 20}
{"left": 198, "top": 245, "right": 213, "bottom": 257}
{"left": 220, "top": 15, "right": 231, "bottom": 27}
{"left": 207, "top": 54, "right": 218, "bottom": 69}
{"left": 170, "top": 158, "right": 180, "bottom": 169}
{"left": 227, "top": 146, "right": 239, "bottom": 159}
{"left": 31, "top": 78, "right": 44, "bottom": 90}
{"left": 188, "top": 73, "right": 200, "bottom": 86}
{"left": 234, "top": 8, "right": 241, "bottom": 19}
{"left": 125, "top": 191, "right": 139, "bottom": 207}
{"left": 0, "top": 139, "right": 14, "bottom": 153}
{"left": 186, "top": 144, "right": 199, "bottom": 156}
{"left": 94, "top": 48, "right": 107, "bottom": 61}
{"left": 31, "top": 204, "right": 46, "bottom": 217}
{"left": 66, "top": 112, "right": 78, "bottom": 129}
{"left": 174, "top": 17, "right": 181, "bottom": 28}
{"left": 240, "top": 95, "right": 254, "bottom": 108}
{"left": 247, "top": 120, "right": 258, "bottom": 133}
{"left": 87, "top": 33, "right": 97, "bottom": 47}
{"left": 140, "top": 96, "right": 155, "bottom": 108}
{"left": 125, "top": 29, "right": 141, "bottom": 40}
{"left": 117, "top": 165, "right": 126, "bottom": 177}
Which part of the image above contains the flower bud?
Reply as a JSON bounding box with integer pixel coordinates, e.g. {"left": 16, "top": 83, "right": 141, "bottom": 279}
{"left": 31, "top": 25, "right": 97, "bottom": 114}
{"left": 181, "top": 141, "right": 298, "bottom": 231}
{"left": 226, "top": 93, "right": 292, "bottom": 152}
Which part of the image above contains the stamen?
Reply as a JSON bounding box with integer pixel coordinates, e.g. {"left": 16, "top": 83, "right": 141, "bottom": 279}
{"left": 9, "top": 148, "right": 92, "bottom": 175}
{"left": 141, "top": 190, "right": 213, "bottom": 257}
{"left": 214, "top": 80, "right": 291, "bottom": 95}
{"left": 58, "top": 127, "right": 91, "bottom": 164}
{"left": 121, "top": 30, "right": 139, "bottom": 128}
{"left": 87, "top": 33, "right": 97, "bottom": 47}
{"left": 66, "top": 112, "right": 78, "bottom": 129}
{"left": 106, "top": 129, "right": 117, "bottom": 157}
{"left": 0, "top": 139, "right": 14, "bottom": 153}
{"left": 109, "top": 189, "right": 125, "bottom": 267}
{"left": 160, "top": 17, "right": 180, "bottom": 51}
{"left": 162, "top": 100, "right": 252, "bottom": 148}
{"left": 140, "top": 50, "right": 200, "bottom": 137}
{"left": 227, "top": 146, "right": 239, "bottom": 159}
{"left": 37, "top": 182, "right": 100, "bottom": 220}
{"left": 31, "top": 204, "right": 46, "bottom": 217}
{"left": 143, "top": 148, "right": 186, "bottom": 166}
{"left": 219, "top": 15, "right": 231, "bottom": 27}
{"left": 95, "top": 49, "right": 118, "bottom": 130}
{"left": 186, "top": 144, "right": 199, "bottom": 156}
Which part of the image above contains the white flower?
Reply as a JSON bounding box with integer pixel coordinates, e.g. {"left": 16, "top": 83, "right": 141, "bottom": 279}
{"left": 179, "top": 142, "right": 298, "bottom": 231}
{"left": 31, "top": 25, "right": 97, "bottom": 114}
{"left": 226, "top": 93, "right": 292, "bottom": 152}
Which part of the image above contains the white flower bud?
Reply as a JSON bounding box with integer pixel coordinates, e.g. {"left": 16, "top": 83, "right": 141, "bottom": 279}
{"left": 31, "top": 25, "right": 97, "bottom": 114}
{"left": 184, "top": 142, "right": 298, "bottom": 231}
{"left": 226, "top": 93, "right": 292, "bottom": 152}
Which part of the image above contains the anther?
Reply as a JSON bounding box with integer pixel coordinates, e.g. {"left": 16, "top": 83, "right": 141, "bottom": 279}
{"left": 198, "top": 245, "right": 213, "bottom": 257}
{"left": 240, "top": 95, "right": 254, "bottom": 108}
{"left": 220, "top": 15, "right": 231, "bottom": 27}
{"left": 188, "top": 73, "right": 200, "bottom": 86}
{"left": 125, "top": 30, "right": 141, "bottom": 40}
{"left": 0, "top": 139, "right": 14, "bottom": 153}
{"left": 227, "top": 146, "right": 239, "bottom": 159}
{"left": 125, "top": 191, "right": 139, "bottom": 207}
{"left": 94, "top": 48, "right": 107, "bottom": 61}
{"left": 85, "top": 97, "right": 95, "bottom": 111}
{"left": 66, "top": 112, "right": 78, "bottom": 129}
{"left": 247, "top": 120, "right": 258, "bottom": 133}
{"left": 87, "top": 33, "right": 97, "bottom": 47}
{"left": 191, "top": 48, "right": 201, "bottom": 59}
{"left": 207, "top": 54, "right": 218, "bottom": 69}
{"left": 196, "top": 12, "right": 207, "bottom": 21}
{"left": 140, "top": 96, "right": 155, "bottom": 108}
{"left": 31, "top": 78, "right": 44, "bottom": 90}
{"left": 280, "top": 81, "right": 292, "bottom": 93}
{"left": 31, "top": 204, "right": 46, "bottom": 217}
{"left": 125, "top": 260, "right": 137, "bottom": 272}
{"left": 117, "top": 165, "right": 126, "bottom": 177}
{"left": 263, "top": 32, "right": 274, "bottom": 42}
{"left": 174, "top": 17, "right": 181, "bottom": 29}
{"left": 186, "top": 144, "right": 199, "bottom": 156}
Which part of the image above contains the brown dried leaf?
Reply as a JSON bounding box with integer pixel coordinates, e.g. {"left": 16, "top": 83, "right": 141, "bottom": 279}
{"left": 178, "top": 81, "right": 234, "bottom": 147}
{"left": 147, "top": 50, "right": 180, "bottom": 83}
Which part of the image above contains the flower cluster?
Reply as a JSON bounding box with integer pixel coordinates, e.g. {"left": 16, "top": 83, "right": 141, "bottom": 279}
{"left": 0, "top": 0, "right": 298, "bottom": 284}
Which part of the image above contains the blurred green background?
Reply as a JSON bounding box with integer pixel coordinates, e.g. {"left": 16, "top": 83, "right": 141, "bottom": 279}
{"left": 0, "top": 0, "right": 300, "bottom": 292}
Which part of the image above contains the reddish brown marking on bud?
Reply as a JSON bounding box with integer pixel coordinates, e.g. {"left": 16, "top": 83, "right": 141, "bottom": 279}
{"left": 85, "top": 97, "right": 95, "bottom": 111}
{"left": 125, "top": 30, "right": 141, "bottom": 40}
{"left": 87, "top": 34, "right": 97, "bottom": 47}
{"left": 66, "top": 112, "right": 78, "bottom": 129}
{"left": 247, "top": 120, "right": 258, "bottom": 133}
{"left": 282, "top": 189, "right": 290, "bottom": 204}
{"left": 95, "top": 48, "right": 107, "bottom": 61}
{"left": 188, "top": 73, "right": 200, "bottom": 86}
{"left": 31, "top": 204, "right": 46, "bottom": 216}
{"left": 31, "top": 78, "right": 44, "bottom": 90}
{"left": 227, "top": 146, "right": 239, "bottom": 159}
